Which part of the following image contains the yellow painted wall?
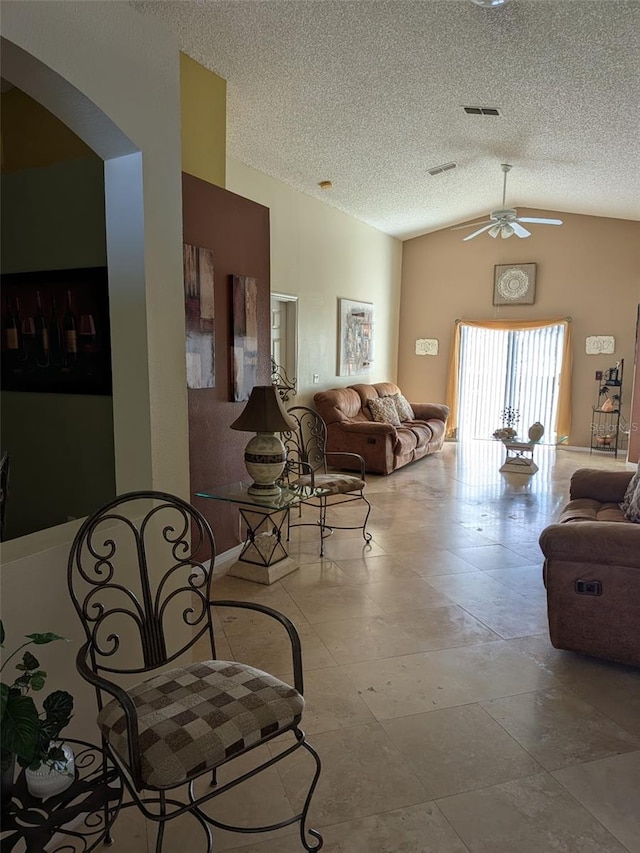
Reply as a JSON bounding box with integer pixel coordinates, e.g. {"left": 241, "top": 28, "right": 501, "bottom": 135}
{"left": 399, "top": 211, "right": 640, "bottom": 450}
{"left": 1, "top": 88, "right": 99, "bottom": 173}
{"left": 180, "top": 52, "right": 226, "bottom": 187}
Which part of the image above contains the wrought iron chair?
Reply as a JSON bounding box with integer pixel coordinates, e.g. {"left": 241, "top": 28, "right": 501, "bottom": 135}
{"left": 282, "top": 407, "right": 372, "bottom": 556}
{"left": 67, "top": 491, "right": 323, "bottom": 852}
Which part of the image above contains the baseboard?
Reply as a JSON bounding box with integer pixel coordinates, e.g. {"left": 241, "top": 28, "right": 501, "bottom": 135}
{"left": 212, "top": 544, "right": 243, "bottom": 576}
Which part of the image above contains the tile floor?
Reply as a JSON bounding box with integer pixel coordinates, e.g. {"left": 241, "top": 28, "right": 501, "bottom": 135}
{"left": 99, "top": 442, "right": 640, "bottom": 852}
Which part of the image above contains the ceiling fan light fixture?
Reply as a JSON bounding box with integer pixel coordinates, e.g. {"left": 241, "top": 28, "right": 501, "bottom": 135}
{"left": 469, "top": 0, "right": 511, "bottom": 7}
{"left": 501, "top": 224, "right": 514, "bottom": 239}
{"left": 488, "top": 224, "right": 501, "bottom": 238}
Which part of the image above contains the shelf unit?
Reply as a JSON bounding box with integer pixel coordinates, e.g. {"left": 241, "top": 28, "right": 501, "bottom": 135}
{"left": 590, "top": 359, "right": 624, "bottom": 459}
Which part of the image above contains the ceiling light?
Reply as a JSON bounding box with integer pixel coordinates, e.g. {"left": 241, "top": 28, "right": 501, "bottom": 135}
{"left": 501, "top": 224, "right": 514, "bottom": 238}
{"left": 469, "top": 0, "right": 511, "bottom": 8}
{"left": 488, "top": 225, "right": 501, "bottom": 238}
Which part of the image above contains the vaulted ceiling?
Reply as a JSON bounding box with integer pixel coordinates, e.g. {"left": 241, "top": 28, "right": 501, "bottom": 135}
{"left": 133, "top": 0, "right": 640, "bottom": 240}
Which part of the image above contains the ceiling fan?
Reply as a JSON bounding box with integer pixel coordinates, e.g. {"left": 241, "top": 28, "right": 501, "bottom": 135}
{"left": 454, "top": 164, "right": 563, "bottom": 241}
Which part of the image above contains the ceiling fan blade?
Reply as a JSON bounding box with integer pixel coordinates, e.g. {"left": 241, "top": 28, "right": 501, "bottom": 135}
{"left": 463, "top": 223, "right": 495, "bottom": 241}
{"left": 451, "top": 219, "right": 491, "bottom": 231}
{"left": 518, "top": 217, "right": 563, "bottom": 225}
{"left": 511, "top": 222, "right": 531, "bottom": 238}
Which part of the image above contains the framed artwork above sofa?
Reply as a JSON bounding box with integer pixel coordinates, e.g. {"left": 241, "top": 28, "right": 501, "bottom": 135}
{"left": 337, "top": 298, "right": 374, "bottom": 376}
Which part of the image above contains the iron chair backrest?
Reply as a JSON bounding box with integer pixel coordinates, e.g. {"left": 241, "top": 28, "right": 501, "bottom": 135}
{"left": 67, "top": 491, "right": 217, "bottom": 681}
{"left": 282, "top": 407, "right": 329, "bottom": 476}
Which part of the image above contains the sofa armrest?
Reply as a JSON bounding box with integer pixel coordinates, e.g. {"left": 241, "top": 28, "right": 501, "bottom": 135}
{"left": 569, "top": 468, "right": 634, "bottom": 503}
{"left": 410, "top": 403, "right": 449, "bottom": 422}
{"left": 539, "top": 520, "right": 640, "bottom": 569}
{"left": 338, "top": 421, "right": 396, "bottom": 437}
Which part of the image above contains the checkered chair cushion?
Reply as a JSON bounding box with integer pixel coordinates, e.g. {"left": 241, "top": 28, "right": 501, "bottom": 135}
{"left": 292, "top": 473, "right": 365, "bottom": 495}
{"left": 97, "top": 660, "right": 304, "bottom": 789}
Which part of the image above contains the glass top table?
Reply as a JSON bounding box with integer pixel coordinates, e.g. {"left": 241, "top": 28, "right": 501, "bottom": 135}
{"left": 196, "top": 481, "right": 321, "bottom": 510}
{"left": 196, "top": 482, "right": 328, "bottom": 584}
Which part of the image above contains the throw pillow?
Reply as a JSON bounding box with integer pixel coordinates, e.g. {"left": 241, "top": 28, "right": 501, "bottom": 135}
{"left": 620, "top": 461, "right": 640, "bottom": 513}
{"left": 392, "top": 393, "right": 415, "bottom": 422}
{"left": 623, "top": 481, "right": 640, "bottom": 523}
{"left": 368, "top": 396, "right": 401, "bottom": 426}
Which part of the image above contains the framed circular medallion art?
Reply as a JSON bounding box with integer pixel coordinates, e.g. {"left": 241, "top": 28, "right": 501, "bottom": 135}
{"left": 493, "top": 263, "right": 536, "bottom": 305}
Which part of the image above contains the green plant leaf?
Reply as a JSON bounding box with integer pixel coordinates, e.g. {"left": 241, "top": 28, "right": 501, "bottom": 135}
{"left": 25, "top": 633, "right": 67, "bottom": 645}
{"left": 30, "top": 672, "right": 46, "bottom": 691}
{"left": 16, "top": 651, "right": 40, "bottom": 672}
{"left": 41, "top": 690, "right": 74, "bottom": 740}
{"left": 0, "top": 693, "right": 39, "bottom": 760}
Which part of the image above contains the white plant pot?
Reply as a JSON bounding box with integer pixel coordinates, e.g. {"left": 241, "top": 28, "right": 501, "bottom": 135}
{"left": 25, "top": 743, "right": 75, "bottom": 800}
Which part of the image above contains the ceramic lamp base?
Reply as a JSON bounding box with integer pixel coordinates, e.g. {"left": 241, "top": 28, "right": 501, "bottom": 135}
{"left": 244, "top": 432, "right": 286, "bottom": 496}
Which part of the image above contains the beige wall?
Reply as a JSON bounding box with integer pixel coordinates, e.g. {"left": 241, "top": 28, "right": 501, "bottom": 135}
{"left": 400, "top": 211, "right": 640, "bottom": 449}
{"left": 227, "top": 158, "right": 403, "bottom": 403}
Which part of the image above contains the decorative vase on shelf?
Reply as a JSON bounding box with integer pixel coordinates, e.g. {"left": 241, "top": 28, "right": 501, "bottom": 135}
{"left": 25, "top": 743, "right": 75, "bottom": 800}
{"left": 528, "top": 422, "right": 545, "bottom": 443}
{"left": 601, "top": 397, "right": 615, "bottom": 413}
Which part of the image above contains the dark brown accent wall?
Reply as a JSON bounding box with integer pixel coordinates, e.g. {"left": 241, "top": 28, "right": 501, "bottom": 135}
{"left": 182, "top": 173, "right": 271, "bottom": 555}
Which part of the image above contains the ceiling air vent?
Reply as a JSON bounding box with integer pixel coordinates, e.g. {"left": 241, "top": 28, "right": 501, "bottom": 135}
{"left": 463, "top": 106, "right": 501, "bottom": 116}
{"left": 427, "top": 162, "right": 457, "bottom": 176}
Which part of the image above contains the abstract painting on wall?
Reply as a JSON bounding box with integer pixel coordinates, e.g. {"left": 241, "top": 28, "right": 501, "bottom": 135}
{"left": 231, "top": 274, "right": 258, "bottom": 401}
{"left": 338, "top": 298, "right": 374, "bottom": 376}
{"left": 183, "top": 243, "right": 215, "bottom": 389}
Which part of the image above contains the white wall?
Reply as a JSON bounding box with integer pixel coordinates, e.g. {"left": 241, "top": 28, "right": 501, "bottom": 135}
{"left": 1, "top": 1, "right": 188, "bottom": 738}
{"left": 227, "top": 158, "right": 403, "bottom": 402}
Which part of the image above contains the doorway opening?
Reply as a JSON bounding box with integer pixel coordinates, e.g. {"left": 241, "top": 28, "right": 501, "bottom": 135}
{"left": 270, "top": 293, "right": 298, "bottom": 398}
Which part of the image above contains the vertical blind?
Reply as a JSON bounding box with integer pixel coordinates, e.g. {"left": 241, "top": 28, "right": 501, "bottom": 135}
{"left": 458, "top": 323, "right": 565, "bottom": 443}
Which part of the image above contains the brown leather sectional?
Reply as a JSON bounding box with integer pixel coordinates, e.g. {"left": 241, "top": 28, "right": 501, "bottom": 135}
{"left": 313, "top": 382, "right": 449, "bottom": 476}
{"left": 539, "top": 467, "right": 640, "bottom": 667}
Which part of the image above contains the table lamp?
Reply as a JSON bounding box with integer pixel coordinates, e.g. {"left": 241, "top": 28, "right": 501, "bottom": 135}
{"left": 230, "top": 385, "right": 296, "bottom": 496}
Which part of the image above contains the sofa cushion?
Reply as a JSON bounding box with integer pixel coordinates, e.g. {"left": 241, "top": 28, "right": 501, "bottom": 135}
{"left": 559, "top": 498, "right": 628, "bottom": 524}
{"left": 405, "top": 423, "right": 433, "bottom": 449}
{"left": 368, "top": 396, "right": 401, "bottom": 426}
{"left": 396, "top": 426, "right": 418, "bottom": 455}
{"left": 392, "top": 393, "right": 415, "bottom": 422}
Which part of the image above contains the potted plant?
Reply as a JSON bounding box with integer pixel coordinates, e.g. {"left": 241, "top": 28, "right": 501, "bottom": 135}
{"left": 0, "top": 620, "right": 74, "bottom": 803}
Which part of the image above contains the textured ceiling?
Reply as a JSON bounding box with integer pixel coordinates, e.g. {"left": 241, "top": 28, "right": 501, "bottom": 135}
{"left": 133, "top": 0, "right": 640, "bottom": 240}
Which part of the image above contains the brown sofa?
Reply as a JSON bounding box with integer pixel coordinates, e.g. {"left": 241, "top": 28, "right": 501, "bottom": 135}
{"left": 539, "top": 468, "right": 640, "bottom": 667}
{"left": 313, "top": 382, "right": 449, "bottom": 475}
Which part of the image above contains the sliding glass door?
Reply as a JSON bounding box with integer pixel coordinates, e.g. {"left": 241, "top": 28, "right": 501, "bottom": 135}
{"left": 457, "top": 323, "right": 565, "bottom": 444}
